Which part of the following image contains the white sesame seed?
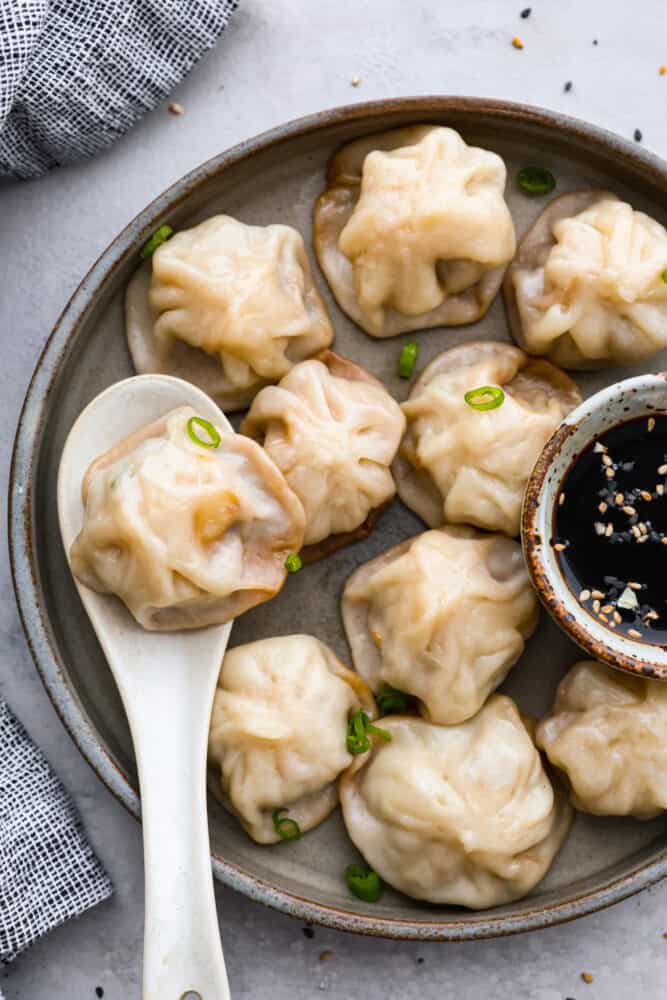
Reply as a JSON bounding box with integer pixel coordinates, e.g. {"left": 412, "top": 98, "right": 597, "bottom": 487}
{"left": 609, "top": 620, "right": 617, "bottom": 628}
{"left": 594, "top": 442, "right": 607, "bottom": 453}
{"left": 662, "top": 537, "right": 667, "bottom": 545}
{"left": 591, "top": 590, "right": 605, "bottom": 600}
{"left": 601, "top": 604, "right": 614, "bottom": 614}
{"left": 579, "top": 589, "right": 591, "bottom": 601}
{"left": 602, "top": 454, "right": 613, "bottom": 467}
{"left": 639, "top": 522, "right": 648, "bottom": 535}
{"left": 637, "top": 534, "right": 649, "bottom": 543}
{"left": 631, "top": 525, "right": 641, "bottom": 538}
{"left": 605, "top": 467, "right": 615, "bottom": 479}
{"left": 613, "top": 611, "right": 622, "bottom": 624}
{"left": 599, "top": 612, "right": 609, "bottom": 623}
{"left": 594, "top": 522, "right": 606, "bottom": 536}
{"left": 598, "top": 501, "right": 608, "bottom": 513}
{"left": 559, "top": 492, "right": 566, "bottom": 506}
{"left": 622, "top": 506, "right": 637, "bottom": 516}
{"left": 628, "top": 629, "right": 642, "bottom": 639}
{"left": 657, "top": 484, "right": 665, "bottom": 496}
{"left": 592, "top": 600, "right": 601, "bottom": 613}
{"left": 614, "top": 493, "right": 624, "bottom": 505}
{"left": 658, "top": 464, "right": 667, "bottom": 475}
{"left": 168, "top": 102, "right": 185, "bottom": 115}
{"left": 640, "top": 490, "right": 653, "bottom": 502}
{"left": 645, "top": 610, "right": 659, "bottom": 621}
{"left": 648, "top": 417, "right": 656, "bottom": 432}
{"left": 605, "top": 522, "right": 614, "bottom": 537}
{"left": 627, "top": 581, "right": 642, "bottom": 590}
{"left": 554, "top": 542, "right": 566, "bottom": 551}
{"left": 351, "top": 75, "right": 361, "bottom": 86}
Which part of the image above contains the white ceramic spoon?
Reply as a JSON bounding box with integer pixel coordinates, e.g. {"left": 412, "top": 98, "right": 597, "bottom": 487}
{"left": 57, "top": 374, "right": 232, "bottom": 1000}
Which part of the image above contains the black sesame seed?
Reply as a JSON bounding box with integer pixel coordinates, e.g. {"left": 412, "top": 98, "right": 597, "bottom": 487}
{"left": 95, "top": 990, "right": 104, "bottom": 999}
{"left": 417, "top": 957, "right": 425, "bottom": 964}
{"left": 593, "top": 38, "right": 599, "bottom": 45}
{"left": 634, "top": 129, "right": 643, "bottom": 142}
{"left": 303, "top": 926, "right": 315, "bottom": 939}
{"left": 520, "top": 7, "right": 531, "bottom": 17}
{"left": 564, "top": 81, "right": 573, "bottom": 92}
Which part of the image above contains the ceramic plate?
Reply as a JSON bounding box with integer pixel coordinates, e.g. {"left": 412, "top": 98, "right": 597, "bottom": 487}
{"left": 10, "top": 98, "right": 667, "bottom": 939}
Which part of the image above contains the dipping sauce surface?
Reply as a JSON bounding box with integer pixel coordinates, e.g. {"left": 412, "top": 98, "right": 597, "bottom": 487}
{"left": 554, "top": 413, "right": 667, "bottom": 645}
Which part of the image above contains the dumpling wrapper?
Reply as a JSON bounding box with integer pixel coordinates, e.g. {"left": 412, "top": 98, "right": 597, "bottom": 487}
{"left": 537, "top": 660, "right": 667, "bottom": 819}
{"left": 314, "top": 125, "right": 516, "bottom": 337}
{"left": 241, "top": 350, "right": 405, "bottom": 556}
{"left": 505, "top": 191, "right": 667, "bottom": 368}
{"left": 70, "top": 406, "right": 305, "bottom": 630}
{"left": 126, "top": 215, "right": 333, "bottom": 411}
{"left": 393, "top": 341, "right": 581, "bottom": 536}
{"left": 342, "top": 526, "right": 539, "bottom": 725}
{"left": 208, "top": 634, "right": 375, "bottom": 843}
{"left": 340, "top": 697, "right": 573, "bottom": 908}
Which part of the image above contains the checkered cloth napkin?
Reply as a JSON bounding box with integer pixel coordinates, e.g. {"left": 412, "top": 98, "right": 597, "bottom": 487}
{"left": 0, "top": 0, "right": 238, "bottom": 179}
{"left": 0, "top": 699, "right": 112, "bottom": 989}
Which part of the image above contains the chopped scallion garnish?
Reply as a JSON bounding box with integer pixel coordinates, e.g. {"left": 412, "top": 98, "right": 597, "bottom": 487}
{"left": 285, "top": 552, "right": 302, "bottom": 573}
{"left": 139, "top": 224, "right": 174, "bottom": 260}
{"left": 345, "top": 863, "right": 383, "bottom": 902}
{"left": 464, "top": 385, "right": 505, "bottom": 411}
{"left": 399, "top": 341, "right": 419, "bottom": 379}
{"left": 517, "top": 166, "right": 556, "bottom": 196}
{"left": 661, "top": 269, "right": 667, "bottom": 285}
{"left": 272, "top": 807, "right": 301, "bottom": 841}
{"left": 186, "top": 415, "right": 221, "bottom": 449}
{"left": 346, "top": 710, "right": 391, "bottom": 755}
{"left": 375, "top": 684, "right": 415, "bottom": 715}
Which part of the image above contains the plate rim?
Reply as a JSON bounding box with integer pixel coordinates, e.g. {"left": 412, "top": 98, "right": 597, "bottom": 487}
{"left": 9, "top": 95, "right": 667, "bottom": 940}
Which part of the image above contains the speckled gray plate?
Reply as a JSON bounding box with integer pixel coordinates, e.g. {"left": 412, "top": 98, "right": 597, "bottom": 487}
{"left": 10, "top": 98, "right": 667, "bottom": 940}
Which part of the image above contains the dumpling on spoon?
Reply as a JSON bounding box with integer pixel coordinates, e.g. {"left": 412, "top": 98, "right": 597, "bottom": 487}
{"left": 241, "top": 351, "right": 405, "bottom": 560}
{"left": 340, "top": 697, "right": 573, "bottom": 908}
{"left": 314, "top": 125, "right": 516, "bottom": 337}
{"left": 505, "top": 191, "right": 667, "bottom": 368}
{"left": 126, "top": 215, "right": 333, "bottom": 411}
{"left": 70, "top": 406, "right": 305, "bottom": 630}
{"left": 393, "top": 341, "right": 581, "bottom": 536}
{"left": 208, "top": 634, "right": 376, "bottom": 843}
{"left": 537, "top": 660, "right": 667, "bottom": 818}
{"left": 341, "top": 527, "right": 539, "bottom": 725}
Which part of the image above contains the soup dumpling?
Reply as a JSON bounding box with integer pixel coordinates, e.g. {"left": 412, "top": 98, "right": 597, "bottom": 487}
{"left": 241, "top": 351, "right": 406, "bottom": 557}
{"left": 208, "top": 634, "right": 375, "bottom": 843}
{"left": 505, "top": 191, "right": 667, "bottom": 368}
{"left": 342, "top": 527, "right": 539, "bottom": 725}
{"left": 70, "top": 406, "right": 305, "bottom": 630}
{"left": 340, "top": 697, "right": 573, "bottom": 908}
{"left": 314, "top": 126, "right": 516, "bottom": 337}
{"left": 393, "top": 341, "right": 581, "bottom": 536}
{"left": 126, "top": 215, "right": 333, "bottom": 411}
{"left": 537, "top": 660, "right": 667, "bottom": 819}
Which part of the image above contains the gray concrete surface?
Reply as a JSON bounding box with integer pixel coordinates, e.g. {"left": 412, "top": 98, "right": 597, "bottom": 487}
{"left": 1, "top": 1, "right": 667, "bottom": 997}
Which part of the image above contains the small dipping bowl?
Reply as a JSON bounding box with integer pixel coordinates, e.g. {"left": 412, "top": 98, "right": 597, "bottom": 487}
{"left": 523, "top": 372, "right": 667, "bottom": 681}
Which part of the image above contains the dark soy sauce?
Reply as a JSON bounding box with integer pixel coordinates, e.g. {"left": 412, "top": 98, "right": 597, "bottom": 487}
{"left": 554, "top": 413, "right": 667, "bottom": 646}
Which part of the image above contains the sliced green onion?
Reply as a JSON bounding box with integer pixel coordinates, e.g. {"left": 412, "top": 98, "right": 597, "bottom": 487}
{"left": 399, "top": 341, "right": 419, "bottom": 379}
{"left": 272, "top": 807, "right": 301, "bottom": 842}
{"left": 187, "top": 415, "right": 221, "bottom": 449}
{"left": 464, "top": 385, "right": 505, "bottom": 411}
{"left": 661, "top": 269, "right": 667, "bottom": 285}
{"left": 517, "top": 166, "right": 556, "bottom": 196}
{"left": 346, "top": 710, "right": 392, "bottom": 755}
{"left": 375, "top": 684, "right": 416, "bottom": 715}
{"left": 139, "top": 224, "right": 174, "bottom": 260}
{"left": 285, "top": 552, "right": 302, "bottom": 573}
{"left": 346, "top": 863, "right": 383, "bottom": 903}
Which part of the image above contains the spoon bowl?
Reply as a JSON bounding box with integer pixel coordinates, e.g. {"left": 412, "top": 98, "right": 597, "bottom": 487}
{"left": 57, "top": 374, "right": 233, "bottom": 1000}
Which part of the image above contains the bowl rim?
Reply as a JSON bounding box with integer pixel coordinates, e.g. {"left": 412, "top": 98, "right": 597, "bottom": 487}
{"left": 9, "top": 95, "right": 667, "bottom": 940}
{"left": 523, "top": 372, "right": 667, "bottom": 682}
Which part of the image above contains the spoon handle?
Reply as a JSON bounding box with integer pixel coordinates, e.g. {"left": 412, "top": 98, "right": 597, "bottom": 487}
{"left": 117, "top": 635, "right": 232, "bottom": 1000}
